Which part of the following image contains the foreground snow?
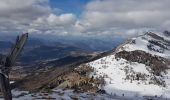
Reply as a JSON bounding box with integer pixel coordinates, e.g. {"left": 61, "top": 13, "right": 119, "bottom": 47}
{"left": 0, "top": 89, "right": 167, "bottom": 100}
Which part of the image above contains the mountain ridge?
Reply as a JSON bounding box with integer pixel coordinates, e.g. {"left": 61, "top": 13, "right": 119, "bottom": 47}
{"left": 5, "top": 31, "right": 170, "bottom": 100}
{"left": 73, "top": 31, "right": 170, "bottom": 98}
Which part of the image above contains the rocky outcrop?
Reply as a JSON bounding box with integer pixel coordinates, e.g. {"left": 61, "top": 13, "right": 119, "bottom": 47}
{"left": 46, "top": 64, "right": 105, "bottom": 92}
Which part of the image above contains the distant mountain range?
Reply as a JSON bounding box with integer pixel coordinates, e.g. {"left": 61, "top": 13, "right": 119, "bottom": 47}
{"left": 0, "top": 36, "right": 122, "bottom": 64}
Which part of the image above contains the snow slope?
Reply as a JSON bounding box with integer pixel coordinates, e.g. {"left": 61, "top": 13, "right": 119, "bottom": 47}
{"left": 78, "top": 32, "right": 170, "bottom": 99}
{"left": 88, "top": 55, "right": 170, "bottom": 98}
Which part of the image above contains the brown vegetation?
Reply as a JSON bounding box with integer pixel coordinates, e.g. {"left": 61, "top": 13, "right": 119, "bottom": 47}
{"left": 115, "top": 50, "right": 170, "bottom": 86}
{"left": 115, "top": 50, "right": 170, "bottom": 76}
{"left": 46, "top": 64, "right": 105, "bottom": 93}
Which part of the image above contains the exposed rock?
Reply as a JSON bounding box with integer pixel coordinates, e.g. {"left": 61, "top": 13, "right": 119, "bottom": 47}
{"left": 115, "top": 50, "right": 170, "bottom": 76}
{"left": 47, "top": 64, "right": 103, "bottom": 93}
{"left": 163, "top": 30, "right": 170, "bottom": 37}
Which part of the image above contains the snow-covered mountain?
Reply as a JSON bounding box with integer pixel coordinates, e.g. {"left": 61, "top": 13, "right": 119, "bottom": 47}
{"left": 5, "top": 31, "right": 170, "bottom": 100}
{"left": 76, "top": 31, "right": 170, "bottom": 99}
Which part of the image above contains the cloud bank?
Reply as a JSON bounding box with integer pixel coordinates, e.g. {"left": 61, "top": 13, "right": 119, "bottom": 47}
{"left": 1, "top": 0, "right": 170, "bottom": 38}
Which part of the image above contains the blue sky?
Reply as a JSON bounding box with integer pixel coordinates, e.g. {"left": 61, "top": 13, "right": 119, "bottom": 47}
{"left": 49, "top": 0, "right": 90, "bottom": 16}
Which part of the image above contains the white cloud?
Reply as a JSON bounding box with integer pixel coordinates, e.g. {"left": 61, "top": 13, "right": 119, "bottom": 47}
{"left": 46, "top": 13, "right": 76, "bottom": 26}
{"left": 28, "top": 13, "right": 76, "bottom": 35}
{"left": 0, "top": 0, "right": 78, "bottom": 36}
{"left": 75, "top": 0, "right": 170, "bottom": 37}
{"left": 0, "top": 0, "right": 51, "bottom": 33}
{"left": 1, "top": 0, "right": 170, "bottom": 38}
